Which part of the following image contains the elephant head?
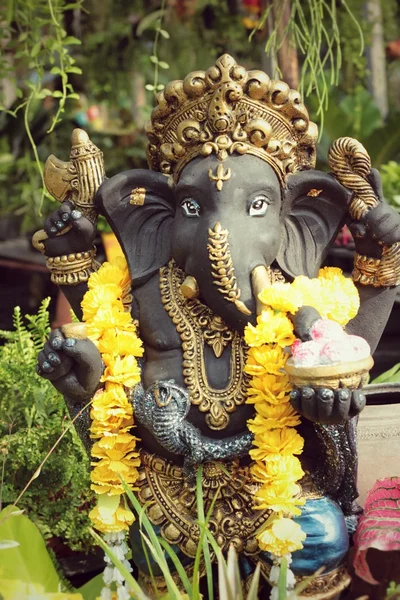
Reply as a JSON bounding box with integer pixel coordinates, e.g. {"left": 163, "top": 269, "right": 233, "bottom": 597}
{"left": 95, "top": 152, "right": 350, "bottom": 332}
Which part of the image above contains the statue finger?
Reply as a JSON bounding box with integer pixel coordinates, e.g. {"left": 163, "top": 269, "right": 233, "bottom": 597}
{"left": 290, "top": 389, "right": 302, "bottom": 414}
{"left": 349, "top": 390, "right": 366, "bottom": 418}
{"left": 49, "top": 328, "right": 65, "bottom": 350}
{"left": 335, "top": 388, "right": 351, "bottom": 422}
{"left": 316, "top": 388, "right": 335, "bottom": 423}
{"left": 48, "top": 209, "right": 71, "bottom": 235}
{"left": 300, "top": 387, "right": 318, "bottom": 422}
{"left": 69, "top": 212, "right": 96, "bottom": 239}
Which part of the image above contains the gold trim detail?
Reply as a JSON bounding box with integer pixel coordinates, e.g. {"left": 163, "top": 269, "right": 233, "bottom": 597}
{"left": 208, "top": 222, "right": 252, "bottom": 316}
{"left": 146, "top": 54, "right": 317, "bottom": 185}
{"left": 306, "top": 188, "right": 322, "bottom": 197}
{"left": 137, "top": 452, "right": 271, "bottom": 558}
{"left": 352, "top": 250, "right": 400, "bottom": 288}
{"left": 33, "top": 129, "right": 104, "bottom": 254}
{"left": 329, "top": 137, "right": 400, "bottom": 287}
{"left": 208, "top": 163, "right": 232, "bottom": 190}
{"left": 130, "top": 187, "right": 146, "bottom": 206}
{"left": 159, "top": 259, "right": 249, "bottom": 430}
{"left": 46, "top": 248, "right": 98, "bottom": 285}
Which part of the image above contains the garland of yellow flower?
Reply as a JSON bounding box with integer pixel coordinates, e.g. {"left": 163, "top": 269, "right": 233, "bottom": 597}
{"left": 81, "top": 256, "right": 143, "bottom": 534}
{"left": 244, "top": 267, "right": 360, "bottom": 557}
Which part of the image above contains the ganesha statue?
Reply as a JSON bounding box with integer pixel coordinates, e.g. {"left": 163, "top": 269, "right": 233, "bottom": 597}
{"left": 34, "top": 54, "right": 400, "bottom": 598}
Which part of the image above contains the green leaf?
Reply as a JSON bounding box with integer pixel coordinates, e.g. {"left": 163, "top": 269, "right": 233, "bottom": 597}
{"left": 149, "top": 55, "right": 158, "bottom": 64}
{"left": 88, "top": 528, "right": 151, "bottom": 600}
{"left": 78, "top": 573, "right": 104, "bottom": 600}
{"left": 30, "top": 41, "right": 41, "bottom": 57}
{"left": 66, "top": 66, "right": 83, "bottom": 74}
{"left": 0, "top": 505, "right": 60, "bottom": 592}
{"left": 158, "top": 29, "right": 170, "bottom": 39}
{"left": 156, "top": 84, "right": 165, "bottom": 90}
{"left": 247, "top": 562, "right": 261, "bottom": 600}
{"left": 50, "top": 66, "right": 62, "bottom": 75}
{"left": 158, "top": 61, "right": 169, "bottom": 70}
{"left": 18, "top": 32, "right": 28, "bottom": 42}
{"left": 371, "top": 363, "right": 400, "bottom": 384}
{"left": 67, "top": 93, "right": 80, "bottom": 100}
{"left": 63, "top": 36, "right": 82, "bottom": 45}
{"left": 120, "top": 478, "right": 183, "bottom": 598}
{"left": 136, "top": 9, "right": 165, "bottom": 36}
{"left": 145, "top": 84, "right": 155, "bottom": 91}
{"left": 52, "top": 91, "right": 63, "bottom": 98}
{"left": 0, "top": 540, "right": 20, "bottom": 549}
{"left": 278, "top": 556, "right": 287, "bottom": 600}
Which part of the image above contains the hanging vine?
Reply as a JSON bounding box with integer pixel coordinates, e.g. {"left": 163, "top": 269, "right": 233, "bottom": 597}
{"left": 0, "top": 0, "right": 83, "bottom": 205}
{"left": 252, "top": 0, "right": 364, "bottom": 131}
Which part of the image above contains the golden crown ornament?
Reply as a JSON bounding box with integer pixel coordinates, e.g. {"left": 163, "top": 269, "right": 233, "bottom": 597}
{"left": 146, "top": 54, "right": 318, "bottom": 186}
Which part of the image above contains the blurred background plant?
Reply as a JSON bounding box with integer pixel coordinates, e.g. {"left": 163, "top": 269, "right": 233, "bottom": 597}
{"left": 0, "top": 299, "right": 94, "bottom": 554}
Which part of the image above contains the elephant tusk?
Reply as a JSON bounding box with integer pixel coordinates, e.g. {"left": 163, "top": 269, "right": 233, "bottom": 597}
{"left": 251, "top": 265, "right": 271, "bottom": 316}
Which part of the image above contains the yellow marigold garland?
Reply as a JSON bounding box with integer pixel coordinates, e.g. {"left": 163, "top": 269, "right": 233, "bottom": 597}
{"left": 81, "top": 256, "right": 143, "bottom": 534}
{"left": 244, "top": 267, "right": 360, "bottom": 558}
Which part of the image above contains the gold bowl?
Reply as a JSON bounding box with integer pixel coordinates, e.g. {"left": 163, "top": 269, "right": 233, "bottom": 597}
{"left": 284, "top": 355, "right": 374, "bottom": 390}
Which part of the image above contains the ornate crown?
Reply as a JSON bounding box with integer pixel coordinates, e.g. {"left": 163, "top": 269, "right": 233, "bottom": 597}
{"left": 146, "top": 54, "right": 318, "bottom": 186}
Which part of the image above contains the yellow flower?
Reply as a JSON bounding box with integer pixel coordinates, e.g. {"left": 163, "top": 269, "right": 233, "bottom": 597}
{"left": 250, "top": 428, "right": 304, "bottom": 461}
{"left": 88, "top": 258, "right": 130, "bottom": 290}
{"left": 245, "top": 346, "right": 287, "bottom": 377}
{"left": 90, "top": 387, "right": 134, "bottom": 436}
{"left": 251, "top": 454, "right": 304, "bottom": 485}
{"left": 258, "top": 282, "right": 302, "bottom": 315}
{"left": 244, "top": 308, "right": 295, "bottom": 348}
{"left": 254, "top": 481, "right": 304, "bottom": 514}
{"left": 98, "top": 328, "right": 144, "bottom": 358}
{"left": 257, "top": 517, "right": 306, "bottom": 555}
{"left": 86, "top": 305, "right": 134, "bottom": 341}
{"left": 81, "top": 284, "right": 124, "bottom": 321}
{"left": 246, "top": 373, "right": 292, "bottom": 405}
{"left": 91, "top": 432, "right": 141, "bottom": 493}
{"left": 317, "top": 275, "right": 359, "bottom": 326}
{"left": 101, "top": 353, "right": 141, "bottom": 387}
{"left": 247, "top": 404, "right": 301, "bottom": 432}
{"left": 89, "top": 501, "right": 135, "bottom": 533}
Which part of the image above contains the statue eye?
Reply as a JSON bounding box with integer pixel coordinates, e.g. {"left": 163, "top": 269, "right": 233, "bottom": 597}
{"left": 249, "top": 195, "right": 270, "bottom": 217}
{"left": 181, "top": 198, "right": 200, "bottom": 218}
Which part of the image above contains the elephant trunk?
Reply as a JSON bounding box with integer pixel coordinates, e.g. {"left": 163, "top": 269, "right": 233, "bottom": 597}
{"left": 251, "top": 264, "right": 271, "bottom": 315}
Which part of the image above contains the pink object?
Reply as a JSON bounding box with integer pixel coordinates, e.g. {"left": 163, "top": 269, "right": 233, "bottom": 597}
{"left": 291, "top": 339, "right": 321, "bottom": 367}
{"left": 348, "top": 335, "right": 371, "bottom": 360}
{"left": 319, "top": 339, "right": 351, "bottom": 364}
{"left": 309, "top": 319, "right": 345, "bottom": 342}
{"left": 353, "top": 477, "right": 400, "bottom": 584}
{"left": 87, "top": 105, "right": 100, "bottom": 120}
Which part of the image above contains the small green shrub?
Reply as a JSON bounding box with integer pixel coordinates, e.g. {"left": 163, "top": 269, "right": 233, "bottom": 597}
{"left": 381, "top": 161, "right": 400, "bottom": 213}
{"left": 0, "top": 299, "right": 94, "bottom": 552}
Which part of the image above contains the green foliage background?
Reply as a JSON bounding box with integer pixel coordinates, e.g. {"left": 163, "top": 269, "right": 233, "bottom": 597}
{"left": 0, "top": 300, "right": 94, "bottom": 552}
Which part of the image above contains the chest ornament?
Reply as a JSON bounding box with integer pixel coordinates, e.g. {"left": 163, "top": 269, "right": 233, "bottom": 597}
{"left": 159, "top": 259, "right": 249, "bottom": 430}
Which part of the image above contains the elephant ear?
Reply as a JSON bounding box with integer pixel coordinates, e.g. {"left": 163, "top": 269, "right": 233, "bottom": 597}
{"left": 95, "top": 169, "right": 175, "bottom": 288}
{"left": 276, "top": 170, "right": 351, "bottom": 279}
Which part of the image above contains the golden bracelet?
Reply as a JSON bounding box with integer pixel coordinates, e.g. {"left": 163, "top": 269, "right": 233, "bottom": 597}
{"left": 46, "top": 248, "right": 98, "bottom": 286}
{"left": 353, "top": 251, "right": 400, "bottom": 287}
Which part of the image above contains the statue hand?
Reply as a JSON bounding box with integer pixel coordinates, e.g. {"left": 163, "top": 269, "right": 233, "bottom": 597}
{"left": 43, "top": 200, "right": 96, "bottom": 257}
{"left": 37, "top": 328, "right": 102, "bottom": 403}
{"left": 290, "top": 387, "right": 366, "bottom": 425}
{"left": 348, "top": 168, "right": 400, "bottom": 256}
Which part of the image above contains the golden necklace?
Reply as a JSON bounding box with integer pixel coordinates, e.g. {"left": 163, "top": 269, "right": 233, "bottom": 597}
{"left": 159, "top": 259, "right": 249, "bottom": 430}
